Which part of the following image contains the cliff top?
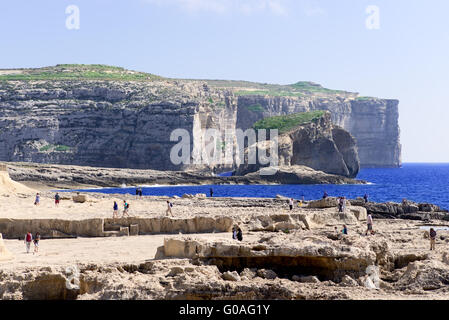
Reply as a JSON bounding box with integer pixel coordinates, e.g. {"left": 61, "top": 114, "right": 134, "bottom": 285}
{"left": 252, "top": 110, "right": 326, "bottom": 134}
{"left": 0, "top": 64, "right": 360, "bottom": 99}
{"left": 0, "top": 64, "right": 163, "bottom": 82}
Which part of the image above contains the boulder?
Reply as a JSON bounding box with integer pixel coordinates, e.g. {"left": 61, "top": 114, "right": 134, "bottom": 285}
{"left": 349, "top": 206, "right": 367, "bottom": 221}
{"left": 168, "top": 266, "right": 184, "bottom": 276}
{"left": 297, "top": 275, "right": 320, "bottom": 283}
{"left": 72, "top": 194, "right": 87, "bottom": 203}
{"left": 240, "top": 268, "right": 257, "bottom": 280}
{"left": 340, "top": 275, "right": 358, "bottom": 287}
{"left": 256, "top": 269, "right": 277, "bottom": 280}
{"left": 307, "top": 197, "right": 339, "bottom": 208}
{"left": 222, "top": 271, "right": 241, "bottom": 282}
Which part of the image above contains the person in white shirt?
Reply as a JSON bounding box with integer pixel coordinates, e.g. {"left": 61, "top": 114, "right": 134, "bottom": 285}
{"left": 289, "top": 198, "right": 294, "bottom": 211}
{"left": 366, "top": 214, "right": 374, "bottom": 235}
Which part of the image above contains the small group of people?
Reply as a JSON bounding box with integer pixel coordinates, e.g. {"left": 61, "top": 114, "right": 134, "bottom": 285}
{"left": 335, "top": 225, "right": 348, "bottom": 235}
{"left": 135, "top": 188, "right": 143, "bottom": 198}
{"left": 287, "top": 196, "right": 305, "bottom": 211}
{"left": 34, "top": 192, "right": 61, "bottom": 206}
{"left": 232, "top": 226, "right": 243, "bottom": 241}
{"left": 24, "top": 231, "right": 40, "bottom": 254}
{"left": 113, "top": 200, "right": 130, "bottom": 219}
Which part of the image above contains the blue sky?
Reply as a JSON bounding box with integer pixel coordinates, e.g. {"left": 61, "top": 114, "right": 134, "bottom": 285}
{"left": 0, "top": 0, "right": 448, "bottom": 162}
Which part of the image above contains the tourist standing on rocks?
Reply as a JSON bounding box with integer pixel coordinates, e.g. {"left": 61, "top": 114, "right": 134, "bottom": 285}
{"left": 364, "top": 194, "right": 369, "bottom": 203}
{"left": 113, "top": 201, "right": 119, "bottom": 219}
{"left": 34, "top": 193, "right": 40, "bottom": 206}
{"left": 338, "top": 197, "right": 344, "bottom": 213}
{"left": 232, "top": 226, "right": 237, "bottom": 240}
{"left": 430, "top": 228, "right": 437, "bottom": 250}
{"left": 123, "top": 200, "right": 130, "bottom": 217}
{"left": 366, "top": 214, "right": 374, "bottom": 236}
{"left": 54, "top": 193, "right": 60, "bottom": 207}
{"left": 24, "top": 232, "right": 33, "bottom": 253}
{"left": 135, "top": 188, "right": 139, "bottom": 199}
{"left": 210, "top": 188, "right": 214, "bottom": 197}
{"left": 166, "top": 200, "right": 173, "bottom": 216}
{"left": 323, "top": 191, "right": 328, "bottom": 199}
{"left": 342, "top": 197, "right": 347, "bottom": 212}
{"left": 33, "top": 232, "right": 40, "bottom": 254}
{"left": 236, "top": 227, "right": 243, "bottom": 241}
{"left": 342, "top": 225, "right": 348, "bottom": 235}
{"left": 139, "top": 188, "right": 143, "bottom": 198}
{"left": 289, "top": 198, "right": 294, "bottom": 211}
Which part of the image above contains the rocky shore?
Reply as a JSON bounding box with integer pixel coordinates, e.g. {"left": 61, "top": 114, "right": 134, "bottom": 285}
{"left": 1, "top": 182, "right": 449, "bottom": 300}
{"left": 6, "top": 162, "right": 365, "bottom": 190}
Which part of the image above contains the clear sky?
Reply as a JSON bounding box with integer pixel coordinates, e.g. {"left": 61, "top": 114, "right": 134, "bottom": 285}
{"left": 0, "top": 0, "right": 448, "bottom": 163}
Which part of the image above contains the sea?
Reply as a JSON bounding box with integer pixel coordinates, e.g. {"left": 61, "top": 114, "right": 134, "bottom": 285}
{"left": 63, "top": 163, "right": 449, "bottom": 210}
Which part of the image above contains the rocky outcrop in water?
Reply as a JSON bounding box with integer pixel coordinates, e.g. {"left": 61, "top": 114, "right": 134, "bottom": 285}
{"left": 236, "top": 112, "right": 360, "bottom": 178}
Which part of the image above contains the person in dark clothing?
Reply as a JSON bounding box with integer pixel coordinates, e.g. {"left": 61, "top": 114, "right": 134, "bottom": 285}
{"left": 323, "top": 191, "right": 328, "bottom": 199}
{"left": 139, "top": 188, "right": 143, "bottom": 198}
{"left": 33, "top": 232, "right": 41, "bottom": 254}
{"left": 236, "top": 228, "right": 243, "bottom": 241}
{"left": 54, "top": 193, "right": 60, "bottom": 207}
{"left": 342, "top": 225, "right": 348, "bottom": 235}
{"left": 364, "top": 194, "right": 369, "bottom": 203}
{"left": 430, "top": 228, "right": 437, "bottom": 250}
{"left": 210, "top": 188, "right": 214, "bottom": 197}
{"left": 338, "top": 197, "right": 344, "bottom": 213}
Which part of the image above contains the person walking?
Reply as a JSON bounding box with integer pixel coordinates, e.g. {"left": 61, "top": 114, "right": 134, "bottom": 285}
{"left": 122, "top": 200, "right": 130, "bottom": 217}
{"left": 210, "top": 188, "right": 214, "bottom": 198}
{"left": 24, "top": 231, "right": 33, "bottom": 253}
{"left": 54, "top": 193, "right": 60, "bottom": 207}
{"left": 113, "top": 201, "right": 119, "bottom": 219}
{"left": 166, "top": 200, "right": 173, "bottom": 216}
{"left": 236, "top": 227, "right": 243, "bottom": 241}
{"left": 33, "top": 232, "right": 41, "bottom": 254}
{"left": 430, "top": 228, "right": 437, "bottom": 251}
{"left": 34, "top": 193, "right": 40, "bottom": 206}
{"left": 342, "top": 225, "right": 348, "bottom": 235}
{"left": 232, "top": 226, "right": 237, "bottom": 240}
{"left": 366, "top": 214, "right": 374, "bottom": 236}
{"left": 289, "top": 198, "right": 294, "bottom": 211}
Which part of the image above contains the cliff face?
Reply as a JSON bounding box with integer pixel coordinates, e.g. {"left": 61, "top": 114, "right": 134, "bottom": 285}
{"left": 0, "top": 65, "right": 401, "bottom": 171}
{"left": 236, "top": 112, "right": 360, "bottom": 178}
{"left": 235, "top": 95, "right": 401, "bottom": 168}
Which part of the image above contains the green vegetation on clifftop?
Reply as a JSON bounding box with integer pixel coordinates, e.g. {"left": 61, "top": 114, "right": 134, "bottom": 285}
{"left": 253, "top": 110, "right": 326, "bottom": 134}
{"left": 0, "top": 64, "right": 162, "bottom": 81}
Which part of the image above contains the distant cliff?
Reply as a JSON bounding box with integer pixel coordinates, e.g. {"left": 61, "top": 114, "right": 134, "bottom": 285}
{"left": 0, "top": 65, "right": 401, "bottom": 171}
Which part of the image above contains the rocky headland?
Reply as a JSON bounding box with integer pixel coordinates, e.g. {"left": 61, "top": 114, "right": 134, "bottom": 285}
{"left": 0, "top": 64, "right": 401, "bottom": 173}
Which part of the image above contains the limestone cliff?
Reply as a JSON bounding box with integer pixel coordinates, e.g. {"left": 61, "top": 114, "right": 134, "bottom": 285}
{"left": 0, "top": 65, "right": 401, "bottom": 171}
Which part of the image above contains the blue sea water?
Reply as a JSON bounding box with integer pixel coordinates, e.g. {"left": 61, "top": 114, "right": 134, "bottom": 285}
{"left": 64, "top": 163, "right": 449, "bottom": 210}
